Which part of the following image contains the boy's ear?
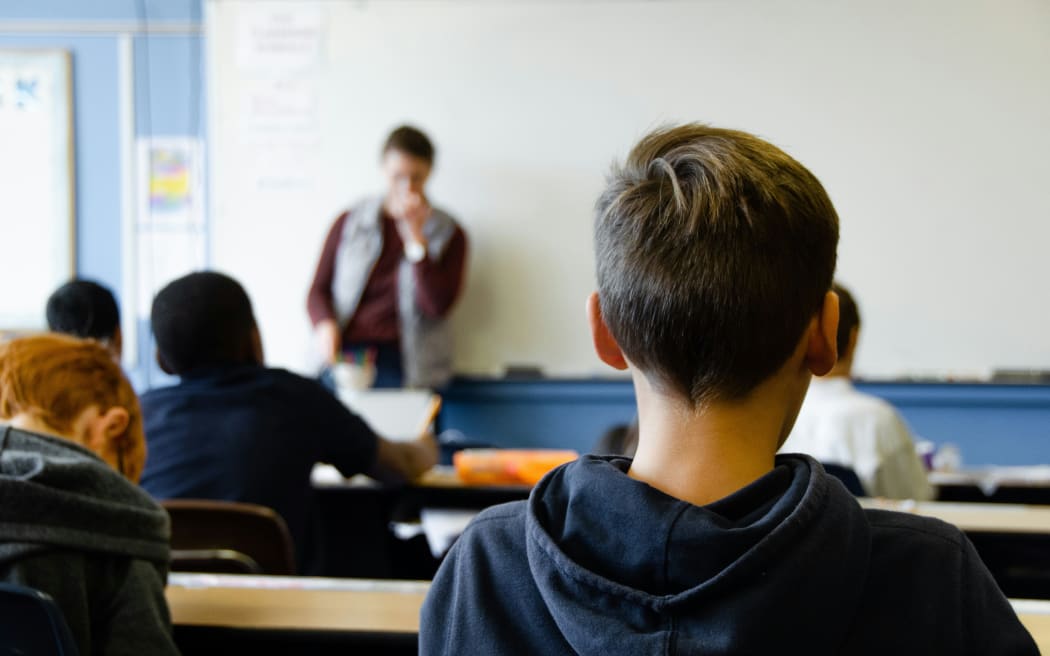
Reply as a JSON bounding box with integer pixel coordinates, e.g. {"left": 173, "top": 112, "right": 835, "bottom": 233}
{"left": 805, "top": 290, "right": 840, "bottom": 376}
{"left": 84, "top": 406, "right": 130, "bottom": 456}
{"left": 587, "top": 292, "right": 628, "bottom": 371}
{"left": 100, "top": 406, "right": 130, "bottom": 440}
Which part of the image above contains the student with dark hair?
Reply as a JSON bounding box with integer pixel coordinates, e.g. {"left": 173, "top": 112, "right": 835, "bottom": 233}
{"left": 307, "top": 125, "right": 468, "bottom": 389}
{"left": 0, "top": 334, "right": 177, "bottom": 655}
{"left": 420, "top": 125, "right": 1035, "bottom": 654}
{"left": 140, "top": 271, "right": 437, "bottom": 574}
{"left": 781, "top": 282, "right": 933, "bottom": 500}
{"left": 46, "top": 279, "right": 122, "bottom": 360}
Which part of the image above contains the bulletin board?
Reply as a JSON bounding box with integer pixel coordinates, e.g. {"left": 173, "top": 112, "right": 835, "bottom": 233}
{"left": 0, "top": 49, "right": 75, "bottom": 330}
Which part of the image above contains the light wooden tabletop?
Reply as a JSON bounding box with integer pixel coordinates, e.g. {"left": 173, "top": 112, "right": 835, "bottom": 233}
{"left": 859, "top": 499, "right": 1050, "bottom": 534}
{"left": 167, "top": 574, "right": 1050, "bottom": 649}
{"left": 166, "top": 574, "right": 427, "bottom": 633}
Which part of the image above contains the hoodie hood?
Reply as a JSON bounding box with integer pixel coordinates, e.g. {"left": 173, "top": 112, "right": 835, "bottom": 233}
{"left": 0, "top": 426, "right": 170, "bottom": 566}
{"left": 525, "top": 454, "right": 871, "bottom": 654}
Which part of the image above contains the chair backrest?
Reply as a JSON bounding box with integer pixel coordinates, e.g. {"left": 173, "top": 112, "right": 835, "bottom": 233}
{"left": 162, "top": 499, "right": 297, "bottom": 575}
{"left": 0, "top": 582, "right": 80, "bottom": 656}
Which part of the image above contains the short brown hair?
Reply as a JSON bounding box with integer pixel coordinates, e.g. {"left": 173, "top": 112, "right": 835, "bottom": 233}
{"left": 833, "top": 282, "right": 861, "bottom": 360}
{"left": 595, "top": 124, "right": 839, "bottom": 405}
{"left": 0, "top": 333, "right": 145, "bottom": 481}
{"left": 383, "top": 125, "right": 435, "bottom": 164}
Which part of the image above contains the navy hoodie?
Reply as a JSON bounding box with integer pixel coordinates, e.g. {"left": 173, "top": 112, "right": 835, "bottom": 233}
{"left": 421, "top": 454, "right": 1037, "bottom": 655}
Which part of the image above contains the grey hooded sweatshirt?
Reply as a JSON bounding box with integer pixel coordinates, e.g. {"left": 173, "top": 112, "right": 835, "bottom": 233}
{"left": 0, "top": 426, "right": 179, "bottom": 655}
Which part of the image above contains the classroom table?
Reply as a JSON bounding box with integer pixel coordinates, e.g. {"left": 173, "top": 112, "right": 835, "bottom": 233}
{"left": 167, "top": 573, "right": 426, "bottom": 655}
{"left": 168, "top": 574, "right": 1050, "bottom": 653}
{"left": 932, "top": 467, "right": 1050, "bottom": 505}
{"left": 312, "top": 466, "right": 530, "bottom": 579}
{"left": 859, "top": 499, "right": 1050, "bottom": 534}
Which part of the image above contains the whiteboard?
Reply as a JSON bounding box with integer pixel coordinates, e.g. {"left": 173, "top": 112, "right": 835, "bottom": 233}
{"left": 0, "top": 49, "right": 74, "bottom": 330}
{"left": 207, "top": 0, "right": 1050, "bottom": 380}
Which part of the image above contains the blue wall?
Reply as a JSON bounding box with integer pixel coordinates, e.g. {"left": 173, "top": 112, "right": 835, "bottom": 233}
{"left": 0, "top": 0, "right": 204, "bottom": 388}
{"left": 440, "top": 378, "right": 1050, "bottom": 467}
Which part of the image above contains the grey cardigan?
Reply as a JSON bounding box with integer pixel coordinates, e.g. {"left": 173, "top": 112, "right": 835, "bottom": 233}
{"left": 332, "top": 196, "right": 460, "bottom": 388}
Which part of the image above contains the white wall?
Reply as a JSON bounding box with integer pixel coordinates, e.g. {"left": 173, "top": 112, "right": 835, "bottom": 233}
{"left": 208, "top": 0, "right": 1050, "bottom": 379}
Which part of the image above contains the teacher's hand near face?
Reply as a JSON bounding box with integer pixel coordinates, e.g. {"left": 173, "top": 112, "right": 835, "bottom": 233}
{"left": 391, "top": 191, "right": 432, "bottom": 249}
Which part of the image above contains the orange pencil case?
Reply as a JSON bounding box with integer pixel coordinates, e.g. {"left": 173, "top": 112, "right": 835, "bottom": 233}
{"left": 453, "top": 449, "right": 578, "bottom": 486}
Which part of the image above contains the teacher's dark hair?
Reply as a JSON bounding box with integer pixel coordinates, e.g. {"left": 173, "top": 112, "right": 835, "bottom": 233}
{"left": 383, "top": 125, "right": 435, "bottom": 165}
{"left": 151, "top": 271, "right": 259, "bottom": 375}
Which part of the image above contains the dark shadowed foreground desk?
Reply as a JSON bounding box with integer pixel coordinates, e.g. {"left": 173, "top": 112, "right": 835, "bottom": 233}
{"left": 167, "top": 573, "right": 426, "bottom": 655}
{"left": 312, "top": 467, "right": 530, "bottom": 579}
{"left": 168, "top": 573, "right": 1050, "bottom": 654}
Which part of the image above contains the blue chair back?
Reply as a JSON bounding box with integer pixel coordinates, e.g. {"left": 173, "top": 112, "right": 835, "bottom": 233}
{"left": 0, "top": 582, "right": 79, "bottom": 656}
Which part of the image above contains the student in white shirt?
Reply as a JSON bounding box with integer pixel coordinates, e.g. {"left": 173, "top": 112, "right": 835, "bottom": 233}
{"left": 780, "top": 283, "right": 934, "bottom": 500}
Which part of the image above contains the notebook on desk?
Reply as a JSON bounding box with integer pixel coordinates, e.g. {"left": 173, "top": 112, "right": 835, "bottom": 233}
{"left": 336, "top": 389, "right": 439, "bottom": 442}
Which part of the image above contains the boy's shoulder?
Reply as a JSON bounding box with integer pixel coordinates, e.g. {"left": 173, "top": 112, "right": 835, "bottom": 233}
{"left": 142, "top": 366, "right": 325, "bottom": 401}
{"left": 458, "top": 501, "right": 530, "bottom": 549}
{"left": 864, "top": 507, "right": 967, "bottom": 550}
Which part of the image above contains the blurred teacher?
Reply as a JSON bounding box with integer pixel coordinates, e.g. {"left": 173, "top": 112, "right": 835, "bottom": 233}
{"left": 307, "top": 126, "right": 468, "bottom": 389}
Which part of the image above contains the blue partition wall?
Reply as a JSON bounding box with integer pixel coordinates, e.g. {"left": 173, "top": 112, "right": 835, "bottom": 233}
{"left": 0, "top": 0, "right": 204, "bottom": 389}
{"left": 440, "top": 378, "right": 1050, "bottom": 467}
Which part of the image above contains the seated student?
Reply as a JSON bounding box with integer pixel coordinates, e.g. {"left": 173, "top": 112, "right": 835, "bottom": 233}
{"left": 420, "top": 125, "right": 1035, "bottom": 654}
{"left": 780, "top": 283, "right": 933, "bottom": 500}
{"left": 139, "top": 271, "right": 437, "bottom": 574}
{"left": 0, "top": 334, "right": 177, "bottom": 655}
{"left": 46, "top": 279, "right": 123, "bottom": 360}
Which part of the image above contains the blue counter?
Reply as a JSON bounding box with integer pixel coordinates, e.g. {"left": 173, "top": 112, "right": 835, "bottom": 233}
{"left": 439, "top": 378, "right": 1050, "bottom": 467}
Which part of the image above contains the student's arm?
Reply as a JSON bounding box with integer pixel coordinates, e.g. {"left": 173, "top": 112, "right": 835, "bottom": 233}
{"left": 413, "top": 227, "right": 468, "bottom": 319}
{"left": 960, "top": 537, "right": 1039, "bottom": 655}
{"left": 97, "top": 560, "right": 180, "bottom": 656}
{"left": 310, "top": 378, "right": 436, "bottom": 481}
{"left": 371, "top": 434, "right": 439, "bottom": 482}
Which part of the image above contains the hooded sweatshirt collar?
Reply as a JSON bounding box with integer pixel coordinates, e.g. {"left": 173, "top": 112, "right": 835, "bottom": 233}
{"left": 525, "top": 454, "right": 871, "bottom": 654}
{"left": 0, "top": 426, "right": 170, "bottom": 565}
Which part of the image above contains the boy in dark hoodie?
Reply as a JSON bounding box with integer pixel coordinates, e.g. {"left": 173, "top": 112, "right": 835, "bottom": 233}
{"left": 420, "top": 125, "right": 1037, "bottom": 654}
{"left": 0, "top": 334, "right": 178, "bottom": 655}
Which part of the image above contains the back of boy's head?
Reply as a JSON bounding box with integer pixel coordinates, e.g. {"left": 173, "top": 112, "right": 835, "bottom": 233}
{"left": 46, "top": 279, "right": 120, "bottom": 342}
{"left": 833, "top": 282, "right": 861, "bottom": 360}
{"left": 595, "top": 124, "right": 839, "bottom": 405}
{"left": 151, "top": 271, "right": 258, "bottom": 376}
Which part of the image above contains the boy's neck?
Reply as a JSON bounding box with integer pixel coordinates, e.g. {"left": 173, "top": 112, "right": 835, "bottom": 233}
{"left": 627, "top": 372, "right": 803, "bottom": 507}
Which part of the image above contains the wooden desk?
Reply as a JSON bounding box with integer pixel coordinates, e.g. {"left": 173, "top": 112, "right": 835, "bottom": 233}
{"left": 859, "top": 499, "right": 1050, "bottom": 534}
{"left": 168, "top": 574, "right": 427, "bottom": 655}
{"left": 167, "top": 574, "right": 427, "bottom": 633}
{"left": 932, "top": 468, "right": 1050, "bottom": 505}
{"left": 169, "top": 575, "right": 1050, "bottom": 652}
{"left": 311, "top": 465, "right": 531, "bottom": 578}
